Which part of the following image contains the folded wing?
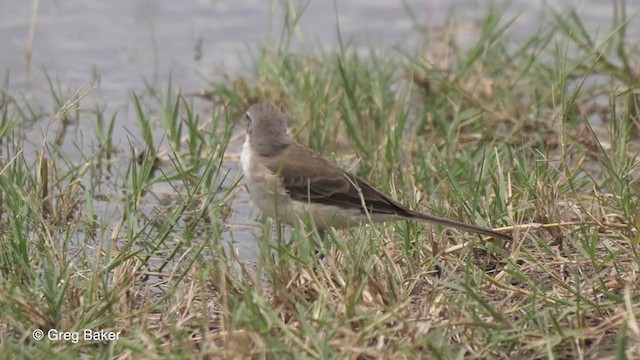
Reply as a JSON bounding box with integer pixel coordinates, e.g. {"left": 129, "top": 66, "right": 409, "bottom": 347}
{"left": 260, "top": 143, "right": 411, "bottom": 217}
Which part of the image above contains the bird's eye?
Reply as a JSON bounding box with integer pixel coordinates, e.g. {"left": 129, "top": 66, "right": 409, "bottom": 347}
{"left": 243, "top": 111, "right": 252, "bottom": 129}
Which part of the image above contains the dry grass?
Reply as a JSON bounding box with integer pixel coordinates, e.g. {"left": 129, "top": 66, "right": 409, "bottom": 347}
{"left": 1, "top": 2, "right": 640, "bottom": 359}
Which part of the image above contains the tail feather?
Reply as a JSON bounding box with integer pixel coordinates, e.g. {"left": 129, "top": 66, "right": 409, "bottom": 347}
{"left": 407, "top": 210, "right": 512, "bottom": 240}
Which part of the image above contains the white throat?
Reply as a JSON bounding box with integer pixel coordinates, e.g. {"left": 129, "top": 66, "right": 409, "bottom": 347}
{"left": 240, "top": 134, "right": 251, "bottom": 176}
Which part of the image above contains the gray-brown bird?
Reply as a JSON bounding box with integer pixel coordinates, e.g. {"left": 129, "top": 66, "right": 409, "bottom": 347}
{"left": 240, "top": 103, "right": 511, "bottom": 241}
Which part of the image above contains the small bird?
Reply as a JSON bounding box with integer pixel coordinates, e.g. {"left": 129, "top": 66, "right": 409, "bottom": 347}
{"left": 240, "top": 103, "right": 511, "bottom": 241}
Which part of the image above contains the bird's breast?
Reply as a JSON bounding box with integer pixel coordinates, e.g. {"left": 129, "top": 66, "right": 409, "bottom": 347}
{"left": 241, "top": 138, "right": 296, "bottom": 223}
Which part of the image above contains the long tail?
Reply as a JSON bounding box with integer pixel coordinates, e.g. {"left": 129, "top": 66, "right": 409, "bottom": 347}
{"left": 409, "top": 211, "right": 512, "bottom": 240}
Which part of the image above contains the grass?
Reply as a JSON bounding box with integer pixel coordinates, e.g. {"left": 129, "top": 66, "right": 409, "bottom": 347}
{"left": 1, "top": 1, "right": 640, "bottom": 358}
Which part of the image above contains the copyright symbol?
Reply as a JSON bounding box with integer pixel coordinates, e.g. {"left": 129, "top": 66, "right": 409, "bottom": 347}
{"left": 32, "top": 329, "right": 44, "bottom": 341}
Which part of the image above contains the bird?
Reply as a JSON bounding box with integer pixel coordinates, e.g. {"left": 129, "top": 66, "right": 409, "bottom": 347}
{"left": 240, "top": 103, "right": 512, "bottom": 241}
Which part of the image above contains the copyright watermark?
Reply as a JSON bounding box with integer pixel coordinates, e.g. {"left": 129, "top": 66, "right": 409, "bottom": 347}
{"left": 32, "top": 328, "right": 121, "bottom": 343}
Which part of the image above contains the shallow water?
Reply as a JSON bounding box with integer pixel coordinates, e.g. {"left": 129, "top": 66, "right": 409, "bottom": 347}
{"left": 1, "top": 0, "right": 638, "bottom": 261}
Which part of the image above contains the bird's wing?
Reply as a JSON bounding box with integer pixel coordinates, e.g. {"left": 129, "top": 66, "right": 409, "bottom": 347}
{"left": 260, "top": 142, "right": 410, "bottom": 216}
{"left": 259, "top": 142, "right": 512, "bottom": 240}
